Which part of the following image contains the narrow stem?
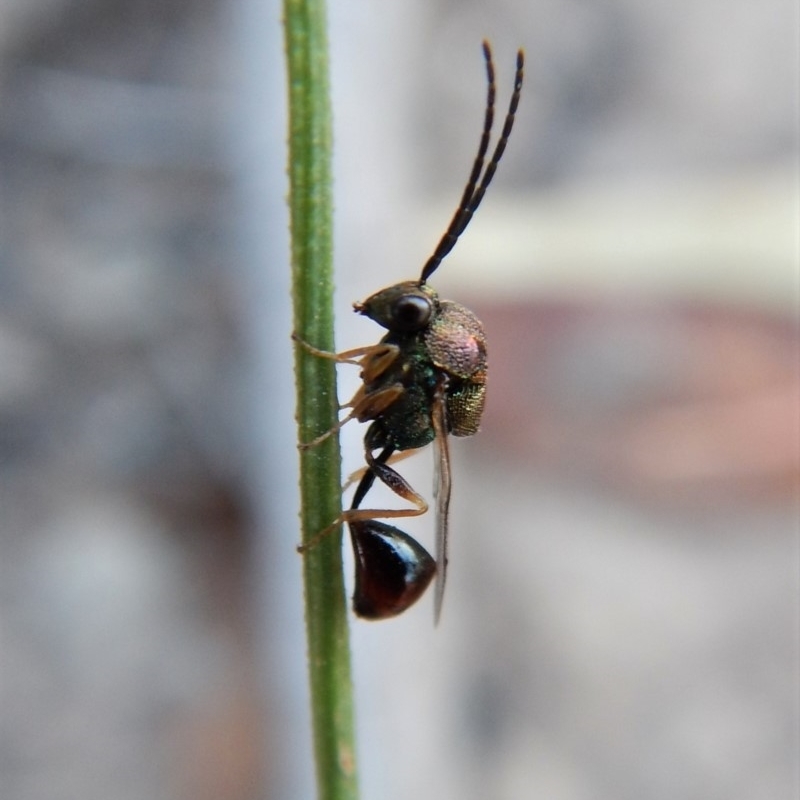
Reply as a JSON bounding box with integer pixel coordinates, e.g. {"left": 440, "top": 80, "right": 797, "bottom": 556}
{"left": 284, "top": 1, "right": 358, "bottom": 798}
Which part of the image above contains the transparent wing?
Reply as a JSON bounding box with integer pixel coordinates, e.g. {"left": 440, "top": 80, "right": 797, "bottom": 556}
{"left": 431, "top": 377, "right": 452, "bottom": 624}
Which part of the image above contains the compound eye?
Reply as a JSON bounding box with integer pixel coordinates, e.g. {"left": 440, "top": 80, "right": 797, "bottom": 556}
{"left": 391, "top": 294, "right": 433, "bottom": 331}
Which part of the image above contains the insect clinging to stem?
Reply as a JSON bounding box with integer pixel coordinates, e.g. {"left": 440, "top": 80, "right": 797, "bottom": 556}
{"left": 296, "top": 41, "right": 524, "bottom": 622}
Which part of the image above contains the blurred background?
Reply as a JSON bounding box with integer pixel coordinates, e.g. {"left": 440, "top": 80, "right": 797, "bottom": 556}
{"left": 0, "top": 0, "right": 797, "bottom": 798}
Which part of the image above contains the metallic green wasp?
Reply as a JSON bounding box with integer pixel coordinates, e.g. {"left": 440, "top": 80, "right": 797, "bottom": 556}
{"left": 298, "top": 41, "right": 524, "bottom": 622}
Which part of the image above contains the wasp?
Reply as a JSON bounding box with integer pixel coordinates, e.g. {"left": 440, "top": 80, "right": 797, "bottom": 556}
{"left": 297, "top": 41, "right": 523, "bottom": 622}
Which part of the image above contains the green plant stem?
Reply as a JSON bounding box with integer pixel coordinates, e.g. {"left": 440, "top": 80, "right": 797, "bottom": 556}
{"left": 284, "top": 1, "right": 358, "bottom": 798}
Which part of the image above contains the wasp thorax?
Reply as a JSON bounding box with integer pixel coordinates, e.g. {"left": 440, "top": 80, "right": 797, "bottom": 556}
{"left": 354, "top": 281, "right": 438, "bottom": 333}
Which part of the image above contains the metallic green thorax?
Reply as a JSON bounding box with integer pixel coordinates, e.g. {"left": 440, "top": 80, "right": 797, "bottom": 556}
{"left": 358, "top": 283, "right": 487, "bottom": 453}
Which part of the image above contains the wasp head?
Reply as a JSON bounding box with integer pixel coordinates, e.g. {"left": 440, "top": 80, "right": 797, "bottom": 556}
{"left": 354, "top": 281, "right": 439, "bottom": 333}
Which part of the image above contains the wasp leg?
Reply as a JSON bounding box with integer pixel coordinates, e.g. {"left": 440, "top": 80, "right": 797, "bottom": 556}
{"left": 357, "top": 344, "right": 401, "bottom": 383}
{"left": 331, "top": 344, "right": 401, "bottom": 414}
{"left": 292, "top": 333, "right": 398, "bottom": 369}
{"left": 297, "top": 479, "right": 427, "bottom": 552}
{"left": 351, "top": 445, "right": 428, "bottom": 515}
{"left": 298, "top": 383, "right": 405, "bottom": 449}
{"left": 293, "top": 334, "right": 403, "bottom": 447}
{"left": 297, "top": 446, "right": 427, "bottom": 552}
{"left": 342, "top": 449, "right": 418, "bottom": 491}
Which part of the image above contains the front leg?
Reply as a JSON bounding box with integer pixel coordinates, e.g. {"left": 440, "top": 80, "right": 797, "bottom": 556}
{"left": 292, "top": 332, "right": 398, "bottom": 370}
{"left": 292, "top": 333, "right": 402, "bottom": 447}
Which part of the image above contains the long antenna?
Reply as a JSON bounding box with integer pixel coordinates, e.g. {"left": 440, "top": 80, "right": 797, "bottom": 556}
{"left": 419, "top": 41, "right": 524, "bottom": 285}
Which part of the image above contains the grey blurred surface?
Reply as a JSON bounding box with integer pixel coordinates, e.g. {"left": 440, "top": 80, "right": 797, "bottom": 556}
{"left": 0, "top": 1, "right": 797, "bottom": 799}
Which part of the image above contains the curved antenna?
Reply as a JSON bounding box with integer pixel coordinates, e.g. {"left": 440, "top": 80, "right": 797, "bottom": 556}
{"left": 419, "top": 42, "right": 524, "bottom": 285}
